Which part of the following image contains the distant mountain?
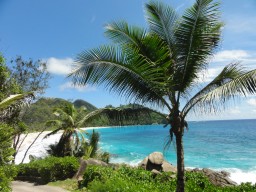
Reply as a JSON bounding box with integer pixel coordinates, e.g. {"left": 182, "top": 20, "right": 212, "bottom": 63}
{"left": 73, "top": 99, "right": 97, "bottom": 111}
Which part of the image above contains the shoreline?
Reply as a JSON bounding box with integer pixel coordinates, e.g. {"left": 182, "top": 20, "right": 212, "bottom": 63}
{"left": 15, "top": 128, "right": 256, "bottom": 185}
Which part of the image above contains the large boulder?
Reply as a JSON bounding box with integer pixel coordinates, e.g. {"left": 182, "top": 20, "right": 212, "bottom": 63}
{"left": 148, "top": 152, "right": 164, "bottom": 165}
{"left": 86, "top": 158, "right": 108, "bottom": 166}
{"left": 73, "top": 158, "right": 108, "bottom": 180}
{"left": 162, "top": 161, "right": 177, "bottom": 172}
{"left": 139, "top": 152, "right": 176, "bottom": 173}
{"left": 193, "top": 168, "right": 237, "bottom": 187}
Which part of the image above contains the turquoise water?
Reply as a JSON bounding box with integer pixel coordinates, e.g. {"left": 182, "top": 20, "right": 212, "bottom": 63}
{"left": 86, "top": 119, "right": 256, "bottom": 184}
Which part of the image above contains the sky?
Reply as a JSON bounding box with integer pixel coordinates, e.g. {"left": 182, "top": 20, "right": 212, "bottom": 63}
{"left": 0, "top": 0, "right": 256, "bottom": 121}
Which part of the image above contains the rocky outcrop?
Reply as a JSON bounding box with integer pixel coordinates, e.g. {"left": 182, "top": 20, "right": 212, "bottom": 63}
{"left": 73, "top": 158, "right": 108, "bottom": 180}
{"left": 139, "top": 152, "right": 177, "bottom": 173}
{"left": 192, "top": 168, "right": 237, "bottom": 187}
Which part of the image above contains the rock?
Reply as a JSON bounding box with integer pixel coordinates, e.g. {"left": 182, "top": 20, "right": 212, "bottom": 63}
{"left": 161, "top": 161, "right": 177, "bottom": 172}
{"left": 151, "top": 169, "right": 162, "bottom": 175}
{"left": 146, "top": 158, "right": 162, "bottom": 171}
{"left": 139, "top": 152, "right": 176, "bottom": 173}
{"left": 73, "top": 158, "right": 108, "bottom": 180}
{"left": 148, "top": 152, "right": 164, "bottom": 165}
{"left": 138, "top": 157, "right": 148, "bottom": 169}
{"left": 85, "top": 158, "right": 108, "bottom": 166}
{"left": 221, "top": 171, "right": 230, "bottom": 177}
{"left": 192, "top": 168, "right": 237, "bottom": 187}
{"left": 73, "top": 159, "right": 87, "bottom": 180}
{"left": 185, "top": 168, "right": 192, "bottom": 172}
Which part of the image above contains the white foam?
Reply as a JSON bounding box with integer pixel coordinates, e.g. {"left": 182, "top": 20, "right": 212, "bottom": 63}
{"left": 223, "top": 168, "right": 256, "bottom": 184}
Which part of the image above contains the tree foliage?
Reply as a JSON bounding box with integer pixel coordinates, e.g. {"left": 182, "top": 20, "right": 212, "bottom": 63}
{"left": 0, "top": 123, "right": 15, "bottom": 165}
{"left": 10, "top": 56, "right": 51, "bottom": 96}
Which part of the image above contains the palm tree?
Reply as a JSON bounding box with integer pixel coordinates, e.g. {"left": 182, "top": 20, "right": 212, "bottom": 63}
{"left": 69, "top": 0, "right": 256, "bottom": 191}
{"left": 45, "top": 103, "right": 155, "bottom": 157}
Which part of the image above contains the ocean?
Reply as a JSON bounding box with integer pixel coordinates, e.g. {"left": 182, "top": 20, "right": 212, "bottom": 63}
{"left": 86, "top": 119, "right": 256, "bottom": 184}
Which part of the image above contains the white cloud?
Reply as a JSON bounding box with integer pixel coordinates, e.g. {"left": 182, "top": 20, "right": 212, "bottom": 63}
{"left": 197, "top": 67, "right": 222, "bottom": 83}
{"left": 46, "top": 57, "right": 74, "bottom": 75}
{"left": 228, "top": 107, "right": 241, "bottom": 114}
{"left": 247, "top": 98, "right": 256, "bottom": 107}
{"left": 213, "top": 50, "right": 250, "bottom": 63}
{"left": 59, "top": 82, "right": 96, "bottom": 92}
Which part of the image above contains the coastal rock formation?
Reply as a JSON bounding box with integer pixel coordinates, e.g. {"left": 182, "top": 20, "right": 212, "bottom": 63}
{"left": 192, "top": 168, "right": 237, "bottom": 187}
{"left": 139, "top": 152, "right": 176, "bottom": 173}
{"left": 73, "top": 158, "right": 108, "bottom": 180}
{"left": 148, "top": 152, "right": 164, "bottom": 164}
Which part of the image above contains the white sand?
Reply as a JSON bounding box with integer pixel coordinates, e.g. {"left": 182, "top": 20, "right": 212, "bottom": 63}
{"left": 15, "top": 127, "right": 104, "bottom": 164}
{"left": 15, "top": 131, "right": 62, "bottom": 164}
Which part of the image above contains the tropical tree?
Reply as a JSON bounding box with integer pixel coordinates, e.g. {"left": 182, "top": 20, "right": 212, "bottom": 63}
{"left": 69, "top": 0, "right": 256, "bottom": 191}
{"left": 45, "top": 103, "right": 154, "bottom": 157}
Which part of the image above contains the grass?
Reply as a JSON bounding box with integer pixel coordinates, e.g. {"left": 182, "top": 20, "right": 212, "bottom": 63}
{"left": 48, "top": 179, "right": 81, "bottom": 191}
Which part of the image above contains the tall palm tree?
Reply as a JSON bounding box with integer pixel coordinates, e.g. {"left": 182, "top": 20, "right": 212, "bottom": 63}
{"left": 69, "top": 0, "right": 256, "bottom": 191}
{"left": 45, "top": 103, "right": 155, "bottom": 157}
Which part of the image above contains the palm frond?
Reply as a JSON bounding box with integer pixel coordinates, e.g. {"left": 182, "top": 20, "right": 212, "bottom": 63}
{"left": 105, "top": 21, "right": 174, "bottom": 72}
{"left": 145, "top": 0, "right": 178, "bottom": 53}
{"left": 185, "top": 68, "right": 256, "bottom": 114}
{"left": 69, "top": 45, "right": 170, "bottom": 108}
{"left": 45, "top": 120, "right": 62, "bottom": 127}
{"left": 43, "top": 127, "right": 62, "bottom": 139}
{"left": 105, "top": 21, "right": 146, "bottom": 47}
{"left": 175, "top": 0, "right": 222, "bottom": 94}
{"left": 0, "top": 92, "right": 34, "bottom": 120}
{"left": 0, "top": 93, "right": 34, "bottom": 110}
{"left": 182, "top": 63, "right": 246, "bottom": 115}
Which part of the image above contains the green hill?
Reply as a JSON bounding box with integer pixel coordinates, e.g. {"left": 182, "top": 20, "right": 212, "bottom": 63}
{"left": 22, "top": 98, "right": 71, "bottom": 131}
{"left": 73, "top": 99, "right": 97, "bottom": 111}
{"left": 22, "top": 98, "right": 166, "bottom": 131}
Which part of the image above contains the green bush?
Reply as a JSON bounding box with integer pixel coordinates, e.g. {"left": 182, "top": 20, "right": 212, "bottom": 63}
{"left": 16, "top": 156, "right": 79, "bottom": 183}
{"left": 81, "top": 165, "right": 175, "bottom": 192}
{"left": 81, "top": 165, "right": 256, "bottom": 192}
{"left": 0, "top": 165, "right": 17, "bottom": 192}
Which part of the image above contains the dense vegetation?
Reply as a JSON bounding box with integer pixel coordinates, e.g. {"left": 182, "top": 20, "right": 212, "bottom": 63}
{"left": 0, "top": 123, "right": 17, "bottom": 191}
{"left": 80, "top": 165, "right": 256, "bottom": 192}
{"left": 13, "top": 158, "right": 256, "bottom": 192}
{"left": 22, "top": 98, "right": 166, "bottom": 131}
{"left": 16, "top": 156, "right": 79, "bottom": 184}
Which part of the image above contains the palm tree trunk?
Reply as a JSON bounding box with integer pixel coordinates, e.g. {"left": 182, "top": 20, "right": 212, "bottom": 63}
{"left": 176, "top": 132, "right": 185, "bottom": 192}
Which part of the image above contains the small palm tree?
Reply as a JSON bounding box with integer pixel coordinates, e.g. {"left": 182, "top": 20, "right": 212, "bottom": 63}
{"left": 69, "top": 0, "right": 256, "bottom": 191}
{"left": 45, "top": 103, "right": 155, "bottom": 157}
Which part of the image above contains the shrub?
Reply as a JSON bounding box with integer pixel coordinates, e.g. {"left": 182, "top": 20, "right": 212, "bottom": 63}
{"left": 16, "top": 156, "right": 79, "bottom": 183}
{"left": 81, "top": 165, "right": 175, "bottom": 192}
{"left": 0, "top": 165, "right": 17, "bottom": 192}
{"left": 0, "top": 123, "right": 15, "bottom": 165}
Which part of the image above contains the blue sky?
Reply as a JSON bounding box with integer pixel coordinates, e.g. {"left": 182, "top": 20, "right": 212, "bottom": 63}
{"left": 0, "top": 0, "right": 256, "bottom": 120}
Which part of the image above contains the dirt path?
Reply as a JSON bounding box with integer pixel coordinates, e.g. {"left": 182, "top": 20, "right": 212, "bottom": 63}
{"left": 12, "top": 181, "right": 68, "bottom": 192}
